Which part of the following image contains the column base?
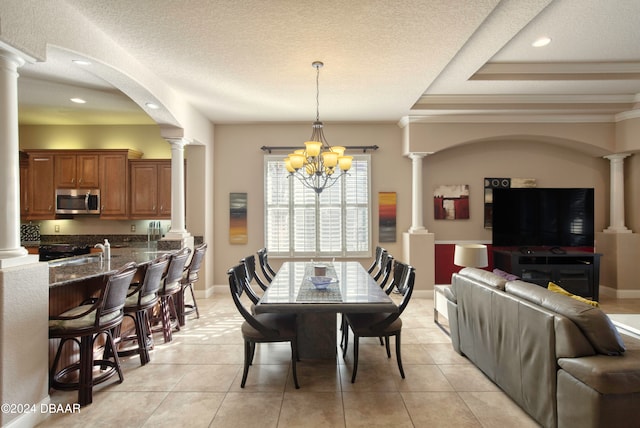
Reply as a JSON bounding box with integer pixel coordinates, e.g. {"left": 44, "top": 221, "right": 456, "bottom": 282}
{"left": 0, "top": 247, "right": 38, "bottom": 268}
{"left": 604, "top": 226, "right": 632, "bottom": 234}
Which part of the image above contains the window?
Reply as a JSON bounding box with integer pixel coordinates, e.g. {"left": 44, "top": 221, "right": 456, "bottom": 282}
{"left": 264, "top": 154, "right": 371, "bottom": 258}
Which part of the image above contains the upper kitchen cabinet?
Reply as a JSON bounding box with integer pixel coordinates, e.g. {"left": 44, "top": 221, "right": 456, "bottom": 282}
{"left": 19, "top": 152, "right": 29, "bottom": 218}
{"left": 54, "top": 153, "right": 100, "bottom": 188}
{"left": 27, "top": 152, "right": 55, "bottom": 219}
{"left": 100, "top": 150, "right": 143, "bottom": 219}
{"left": 129, "top": 159, "right": 174, "bottom": 219}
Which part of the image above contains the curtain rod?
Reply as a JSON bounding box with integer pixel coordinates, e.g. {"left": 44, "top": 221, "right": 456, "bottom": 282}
{"left": 260, "top": 145, "right": 379, "bottom": 154}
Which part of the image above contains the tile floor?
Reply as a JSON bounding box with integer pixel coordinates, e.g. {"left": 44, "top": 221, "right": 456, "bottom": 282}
{"left": 40, "top": 292, "right": 640, "bottom": 427}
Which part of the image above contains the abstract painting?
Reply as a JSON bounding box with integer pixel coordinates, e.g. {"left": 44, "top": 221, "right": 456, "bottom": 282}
{"left": 379, "top": 192, "right": 397, "bottom": 242}
{"left": 229, "top": 192, "right": 248, "bottom": 244}
{"left": 434, "top": 184, "right": 469, "bottom": 220}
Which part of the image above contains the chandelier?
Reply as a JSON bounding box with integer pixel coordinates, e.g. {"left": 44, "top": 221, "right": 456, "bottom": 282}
{"left": 284, "top": 61, "right": 352, "bottom": 194}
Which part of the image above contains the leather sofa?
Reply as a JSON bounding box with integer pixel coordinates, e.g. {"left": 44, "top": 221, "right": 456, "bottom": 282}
{"left": 445, "top": 267, "right": 640, "bottom": 428}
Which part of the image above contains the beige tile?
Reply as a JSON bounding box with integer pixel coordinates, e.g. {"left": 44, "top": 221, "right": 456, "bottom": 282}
{"left": 228, "top": 363, "right": 290, "bottom": 392}
{"left": 339, "top": 361, "right": 401, "bottom": 391}
{"left": 423, "top": 343, "right": 471, "bottom": 365}
{"left": 396, "top": 364, "right": 455, "bottom": 392}
{"left": 210, "top": 392, "right": 282, "bottom": 428}
{"left": 288, "top": 360, "right": 341, "bottom": 392}
{"left": 43, "top": 391, "right": 168, "bottom": 427}
{"left": 438, "top": 364, "right": 500, "bottom": 392}
{"left": 109, "top": 362, "right": 190, "bottom": 391}
{"left": 142, "top": 392, "right": 225, "bottom": 427}
{"left": 278, "top": 391, "right": 345, "bottom": 427}
{"left": 458, "top": 391, "right": 540, "bottom": 428}
{"left": 172, "top": 364, "right": 241, "bottom": 392}
{"left": 342, "top": 391, "right": 413, "bottom": 428}
{"left": 402, "top": 392, "right": 482, "bottom": 427}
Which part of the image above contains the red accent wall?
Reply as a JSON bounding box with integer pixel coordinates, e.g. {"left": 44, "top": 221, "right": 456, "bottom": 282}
{"left": 435, "top": 243, "right": 494, "bottom": 285}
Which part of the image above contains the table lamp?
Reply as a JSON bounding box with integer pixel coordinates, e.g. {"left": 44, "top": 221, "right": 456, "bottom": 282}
{"left": 454, "top": 244, "right": 488, "bottom": 268}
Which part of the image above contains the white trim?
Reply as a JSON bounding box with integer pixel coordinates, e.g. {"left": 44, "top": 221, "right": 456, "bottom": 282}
{"left": 3, "top": 396, "right": 50, "bottom": 428}
{"left": 599, "top": 285, "right": 640, "bottom": 299}
{"left": 403, "top": 113, "right": 616, "bottom": 124}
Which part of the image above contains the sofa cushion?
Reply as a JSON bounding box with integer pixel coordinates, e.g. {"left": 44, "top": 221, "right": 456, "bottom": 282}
{"left": 459, "top": 267, "right": 507, "bottom": 291}
{"left": 506, "top": 280, "right": 626, "bottom": 356}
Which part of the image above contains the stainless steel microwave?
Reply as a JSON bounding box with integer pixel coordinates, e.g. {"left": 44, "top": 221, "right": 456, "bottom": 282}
{"left": 55, "top": 189, "right": 100, "bottom": 215}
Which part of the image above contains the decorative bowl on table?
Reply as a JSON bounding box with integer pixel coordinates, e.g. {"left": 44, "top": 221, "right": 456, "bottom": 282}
{"left": 308, "top": 276, "right": 335, "bottom": 290}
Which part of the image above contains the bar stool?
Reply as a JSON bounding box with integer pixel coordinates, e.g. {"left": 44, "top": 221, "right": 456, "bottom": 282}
{"left": 49, "top": 262, "right": 137, "bottom": 406}
{"left": 178, "top": 242, "right": 207, "bottom": 326}
{"left": 154, "top": 247, "right": 191, "bottom": 343}
{"left": 118, "top": 255, "right": 169, "bottom": 365}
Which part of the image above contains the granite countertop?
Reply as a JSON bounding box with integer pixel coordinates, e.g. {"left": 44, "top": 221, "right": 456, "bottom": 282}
{"left": 48, "top": 247, "right": 176, "bottom": 287}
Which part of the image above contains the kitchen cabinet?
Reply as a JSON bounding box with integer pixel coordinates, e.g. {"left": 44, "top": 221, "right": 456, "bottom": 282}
{"left": 129, "top": 160, "right": 173, "bottom": 219}
{"left": 99, "top": 150, "right": 142, "bottom": 219}
{"left": 55, "top": 153, "right": 100, "bottom": 188}
{"left": 19, "top": 152, "right": 29, "bottom": 218}
{"left": 28, "top": 152, "right": 55, "bottom": 219}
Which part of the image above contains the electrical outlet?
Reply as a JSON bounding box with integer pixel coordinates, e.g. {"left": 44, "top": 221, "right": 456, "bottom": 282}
{"left": 131, "top": 224, "right": 136, "bottom": 232}
{"left": 54, "top": 224, "right": 60, "bottom": 233}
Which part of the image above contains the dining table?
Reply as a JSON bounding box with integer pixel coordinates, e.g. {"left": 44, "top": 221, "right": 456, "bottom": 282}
{"left": 254, "top": 261, "right": 398, "bottom": 359}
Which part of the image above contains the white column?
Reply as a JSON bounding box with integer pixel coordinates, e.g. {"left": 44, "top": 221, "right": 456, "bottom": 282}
{"left": 604, "top": 153, "right": 632, "bottom": 233}
{"left": 164, "top": 138, "right": 191, "bottom": 239}
{"left": 408, "top": 152, "right": 428, "bottom": 233}
{"left": 0, "top": 51, "right": 30, "bottom": 267}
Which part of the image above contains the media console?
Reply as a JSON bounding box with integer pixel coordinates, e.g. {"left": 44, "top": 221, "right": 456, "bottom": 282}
{"left": 493, "top": 249, "right": 602, "bottom": 301}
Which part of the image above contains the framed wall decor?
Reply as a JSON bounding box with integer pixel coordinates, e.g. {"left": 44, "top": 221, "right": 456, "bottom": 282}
{"left": 434, "top": 184, "right": 469, "bottom": 220}
{"left": 229, "top": 192, "right": 248, "bottom": 244}
{"left": 378, "top": 192, "right": 397, "bottom": 242}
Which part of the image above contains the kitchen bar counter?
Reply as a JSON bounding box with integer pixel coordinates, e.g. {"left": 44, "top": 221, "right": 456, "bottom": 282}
{"left": 48, "top": 247, "right": 176, "bottom": 287}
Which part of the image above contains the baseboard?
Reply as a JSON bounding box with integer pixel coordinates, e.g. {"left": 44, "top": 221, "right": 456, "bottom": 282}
{"left": 600, "top": 285, "right": 640, "bottom": 299}
{"left": 3, "top": 395, "right": 50, "bottom": 428}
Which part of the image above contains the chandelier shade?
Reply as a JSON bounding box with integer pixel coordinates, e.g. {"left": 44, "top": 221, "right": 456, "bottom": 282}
{"left": 285, "top": 61, "right": 352, "bottom": 194}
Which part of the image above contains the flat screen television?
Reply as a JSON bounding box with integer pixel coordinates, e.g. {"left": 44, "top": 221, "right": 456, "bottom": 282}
{"left": 491, "top": 188, "right": 594, "bottom": 248}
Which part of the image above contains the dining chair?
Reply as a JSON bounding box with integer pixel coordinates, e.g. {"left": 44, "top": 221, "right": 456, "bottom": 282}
{"left": 49, "top": 262, "right": 138, "bottom": 406}
{"left": 118, "top": 255, "right": 169, "bottom": 365}
{"left": 375, "top": 251, "right": 394, "bottom": 290}
{"left": 179, "top": 242, "right": 207, "bottom": 324}
{"left": 367, "top": 246, "right": 385, "bottom": 274}
{"left": 343, "top": 263, "right": 416, "bottom": 383}
{"left": 257, "top": 247, "right": 276, "bottom": 282}
{"left": 153, "top": 247, "right": 191, "bottom": 343}
{"left": 227, "top": 264, "right": 300, "bottom": 388}
{"left": 240, "top": 253, "right": 269, "bottom": 292}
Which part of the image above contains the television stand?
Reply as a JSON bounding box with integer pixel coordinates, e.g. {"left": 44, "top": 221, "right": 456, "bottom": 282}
{"left": 493, "top": 249, "right": 602, "bottom": 301}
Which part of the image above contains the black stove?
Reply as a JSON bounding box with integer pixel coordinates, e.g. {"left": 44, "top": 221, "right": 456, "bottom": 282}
{"left": 39, "top": 244, "right": 91, "bottom": 262}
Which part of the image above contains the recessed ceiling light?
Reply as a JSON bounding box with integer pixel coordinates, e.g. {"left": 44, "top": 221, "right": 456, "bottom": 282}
{"left": 70, "top": 98, "right": 86, "bottom": 104}
{"left": 532, "top": 37, "right": 551, "bottom": 48}
{"left": 145, "top": 102, "right": 160, "bottom": 109}
{"left": 72, "top": 59, "right": 92, "bottom": 66}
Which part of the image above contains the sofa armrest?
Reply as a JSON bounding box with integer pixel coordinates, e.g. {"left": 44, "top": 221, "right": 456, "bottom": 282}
{"left": 558, "top": 350, "right": 640, "bottom": 394}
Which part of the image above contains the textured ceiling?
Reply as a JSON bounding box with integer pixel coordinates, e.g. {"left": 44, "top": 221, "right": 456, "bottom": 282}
{"left": 14, "top": 0, "right": 640, "bottom": 125}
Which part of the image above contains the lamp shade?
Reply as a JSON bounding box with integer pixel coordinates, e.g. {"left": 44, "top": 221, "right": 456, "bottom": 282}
{"left": 454, "top": 244, "right": 488, "bottom": 268}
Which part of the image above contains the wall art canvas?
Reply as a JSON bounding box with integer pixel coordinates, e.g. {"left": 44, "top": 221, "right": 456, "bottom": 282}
{"left": 484, "top": 177, "right": 536, "bottom": 228}
{"left": 379, "top": 192, "right": 397, "bottom": 242}
{"left": 434, "top": 184, "right": 469, "bottom": 220}
{"left": 229, "top": 192, "right": 248, "bottom": 244}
